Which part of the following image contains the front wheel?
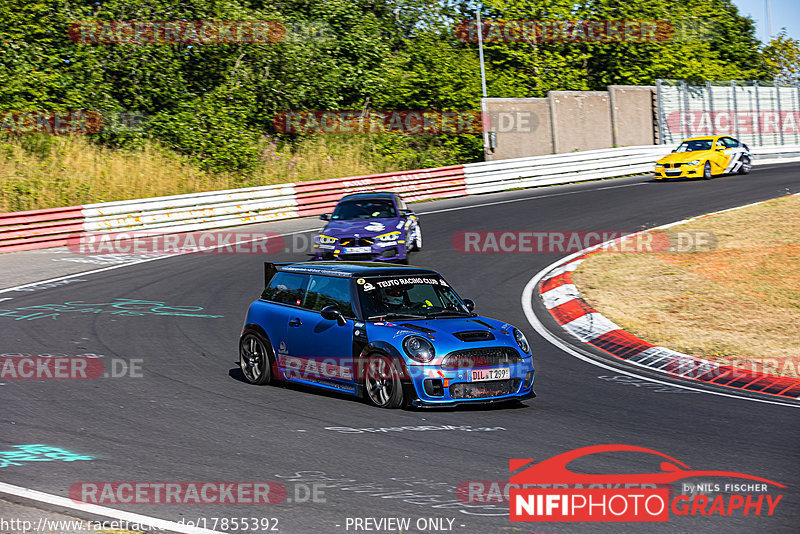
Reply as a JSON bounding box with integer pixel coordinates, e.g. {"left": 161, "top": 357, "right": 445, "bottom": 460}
{"left": 702, "top": 161, "right": 712, "bottom": 180}
{"left": 239, "top": 331, "right": 274, "bottom": 385}
{"left": 412, "top": 226, "right": 423, "bottom": 251}
{"left": 738, "top": 155, "right": 752, "bottom": 175}
{"left": 363, "top": 354, "right": 404, "bottom": 408}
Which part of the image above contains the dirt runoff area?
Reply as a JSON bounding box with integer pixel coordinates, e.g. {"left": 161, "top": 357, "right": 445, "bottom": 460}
{"left": 573, "top": 194, "right": 800, "bottom": 378}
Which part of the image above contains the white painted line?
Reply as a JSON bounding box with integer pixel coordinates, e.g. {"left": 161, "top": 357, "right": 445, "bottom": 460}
{"left": 541, "top": 258, "right": 587, "bottom": 279}
{"left": 0, "top": 227, "right": 321, "bottom": 295}
{"left": 0, "top": 481, "right": 225, "bottom": 534}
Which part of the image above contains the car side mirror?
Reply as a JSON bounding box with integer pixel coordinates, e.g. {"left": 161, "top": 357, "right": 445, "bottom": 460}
{"left": 320, "top": 305, "right": 347, "bottom": 326}
{"left": 670, "top": 149, "right": 676, "bottom": 153}
{"left": 400, "top": 209, "right": 414, "bottom": 216}
{"left": 463, "top": 299, "right": 475, "bottom": 312}
{"left": 320, "top": 213, "right": 330, "bottom": 221}
{"left": 716, "top": 146, "right": 724, "bottom": 151}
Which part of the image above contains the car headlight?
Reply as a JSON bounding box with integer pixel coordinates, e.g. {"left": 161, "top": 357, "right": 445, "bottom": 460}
{"left": 686, "top": 160, "right": 700, "bottom": 166}
{"left": 317, "top": 235, "right": 337, "bottom": 245}
{"left": 375, "top": 231, "right": 401, "bottom": 242}
{"left": 655, "top": 163, "right": 664, "bottom": 168}
{"left": 513, "top": 328, "right": 530, "bottom": 354}
{"left": 403, "top": 335, "right": 435, "bottom": 363}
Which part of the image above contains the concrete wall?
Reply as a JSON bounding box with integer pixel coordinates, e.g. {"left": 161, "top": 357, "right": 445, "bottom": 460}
{"left": 550, "top": 91, "right": 613, "bottom": 153}
{"left": 483, "top": 85, "right": 656, "bottom": 160}
{"left": 609, "top": 85, "right": 656, "bottom": 146}
{"left": 482, "top": 98, "right": 552, "bottom": 159}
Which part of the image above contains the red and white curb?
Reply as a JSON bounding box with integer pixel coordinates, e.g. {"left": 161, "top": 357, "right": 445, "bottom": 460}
{"left": 526, "top": 193, "right": 800, "bottom": 403}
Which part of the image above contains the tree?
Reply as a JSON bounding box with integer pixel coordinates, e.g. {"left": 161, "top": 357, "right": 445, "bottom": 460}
{"left": 763, "top": 31, "right": 800, "bottom": 86}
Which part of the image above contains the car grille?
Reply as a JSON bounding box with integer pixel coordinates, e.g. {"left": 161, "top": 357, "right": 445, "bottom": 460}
{"left": 340, "top": 237, "right": 374, "bottom": 247}
{"left": 441, "top": 347, "right": 522, "bottom": 370}
{"left": 663, "top": 163, "right": 684, "bottom": 169}
{"left": 450, "top": 379, "right": 521, "bottom": 399}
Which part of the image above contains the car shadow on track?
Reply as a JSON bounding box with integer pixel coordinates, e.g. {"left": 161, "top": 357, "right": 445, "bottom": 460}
{"left": 228, "top": 367, "right": 532, "bottom": 412}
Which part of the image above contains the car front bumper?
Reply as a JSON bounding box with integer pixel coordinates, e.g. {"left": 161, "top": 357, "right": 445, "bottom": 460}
{"left": 405, "top": 360, "right": 535, "bottom": 406}
{"left": 654, "top": 164, "right": 703, "bottom": 179}
{"left": 314, "top": 241, "right": 407, "bottom": 262}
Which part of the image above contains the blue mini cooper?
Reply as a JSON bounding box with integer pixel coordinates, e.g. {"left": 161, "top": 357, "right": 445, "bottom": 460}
{"left": 239, "top": 262, "right": 535, "bottom": 408}
{"left": 313, "top": 192, "right": 422, "bottom": 263}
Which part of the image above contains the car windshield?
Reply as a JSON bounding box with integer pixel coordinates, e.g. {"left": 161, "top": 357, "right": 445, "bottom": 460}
{"left": 357, "top": 276, "right": 470, "bottom": 320}
{"left": 332, "top": 199, "right": 396, "bottom": 220}
{"left": 675, "top": 140, "right": 713, "bottom": 152}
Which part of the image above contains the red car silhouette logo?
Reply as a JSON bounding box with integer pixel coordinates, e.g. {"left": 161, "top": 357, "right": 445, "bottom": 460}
{"left": 510, "top": 444, "right": 785, "bottom": 487}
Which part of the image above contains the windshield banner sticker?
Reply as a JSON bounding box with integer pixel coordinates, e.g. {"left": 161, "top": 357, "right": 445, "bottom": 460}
{"left": 372, "top": 277, "right": 441, "bottom": 289}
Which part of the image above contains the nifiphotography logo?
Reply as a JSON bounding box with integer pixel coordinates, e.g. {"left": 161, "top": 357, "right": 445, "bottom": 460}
{"left": 508, "top": 445, "right": 785, "bottom": 522}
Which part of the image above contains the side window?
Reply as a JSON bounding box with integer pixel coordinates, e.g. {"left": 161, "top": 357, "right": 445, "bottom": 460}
{"left": 263, "top": 272, "right": 308, "bottom": 306}
{"left": 302, "top": 275, "right": 353, "bottom": 316}
{"left": 723, "top": 137, "right": 739, "bottom": 148}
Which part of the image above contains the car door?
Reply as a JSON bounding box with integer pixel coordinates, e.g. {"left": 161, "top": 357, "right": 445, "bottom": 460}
{"left": 260, "top": 271, "right": 310, "bottom": 373}
{"left": 709, "top": 138, "right": 730, "bottom": 173}
{"left": 285, "top": 275, "right": 356, "bottom": 388}
{"left": 720, "top": 137, "right": 745, "bottom": 172}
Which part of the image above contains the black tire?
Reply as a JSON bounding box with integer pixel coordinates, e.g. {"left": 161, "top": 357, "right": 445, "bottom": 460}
{"left": 702, "top": 161, "right": 712, "bottom": 180}
{"left": 363, "top": 354, "right": 404, "bottom": 408}
{"left": 738, "top": 155, "right": 751, "bottom": 175}
{"left": 412, "top": 226, "right": 423, "bottom": 251}
{"left": 239, "top": 331, "right": 274, "bottom": 385}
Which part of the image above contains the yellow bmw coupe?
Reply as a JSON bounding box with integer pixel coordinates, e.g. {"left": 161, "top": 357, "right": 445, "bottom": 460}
{"left": 655, "top": 135, "right": 752, "bottom": 180}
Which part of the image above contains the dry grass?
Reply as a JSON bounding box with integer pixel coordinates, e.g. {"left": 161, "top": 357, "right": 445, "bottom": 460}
{"left": 0, "top": 135, "right": 395, "bottom": 212}
{"left": 573, "top": 195, "right": 800, "bottom": 377}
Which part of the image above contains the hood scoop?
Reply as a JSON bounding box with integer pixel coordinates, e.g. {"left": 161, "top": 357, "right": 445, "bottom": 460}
{"left": 399, "top": 323, "right": 437, "bottom": 334}
{"left": 453, "top": 330, "right": 495, "bottom": 342}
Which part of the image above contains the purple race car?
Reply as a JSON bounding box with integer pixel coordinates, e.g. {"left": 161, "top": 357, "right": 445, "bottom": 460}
{"left": 313, "top": 192, "right": 422, "bottom": 263}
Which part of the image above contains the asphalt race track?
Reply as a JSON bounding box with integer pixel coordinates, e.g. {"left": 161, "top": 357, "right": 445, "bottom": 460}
{"left": 1, "top": 163, "right": 799, "bottom": 534}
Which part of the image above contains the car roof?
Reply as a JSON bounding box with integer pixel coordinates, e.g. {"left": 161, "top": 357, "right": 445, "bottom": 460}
{"left": 278, "top": 261, "right": 438, "bottom": 278}
{"left": 338, "top": 191, "right": 397, "bottom": 201}
{"left": 682, "top": 135, "right": 722, "bottom": 141}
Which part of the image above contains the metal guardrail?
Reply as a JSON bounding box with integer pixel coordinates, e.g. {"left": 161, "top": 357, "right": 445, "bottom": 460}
{"left": 2, "top": 144, "right": 798, "bottom": 253}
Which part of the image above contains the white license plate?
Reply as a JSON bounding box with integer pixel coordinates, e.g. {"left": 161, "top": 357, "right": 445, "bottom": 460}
{"left": 344, "top": 246, "right": 372, "bottom": 254}
{"left": 470, "top": 368, "right": 511, "bottom": 382}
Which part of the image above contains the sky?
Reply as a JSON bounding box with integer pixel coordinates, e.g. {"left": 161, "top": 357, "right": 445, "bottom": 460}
{"left": 731, "top": 0, "right": 799, "bottom": 42}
